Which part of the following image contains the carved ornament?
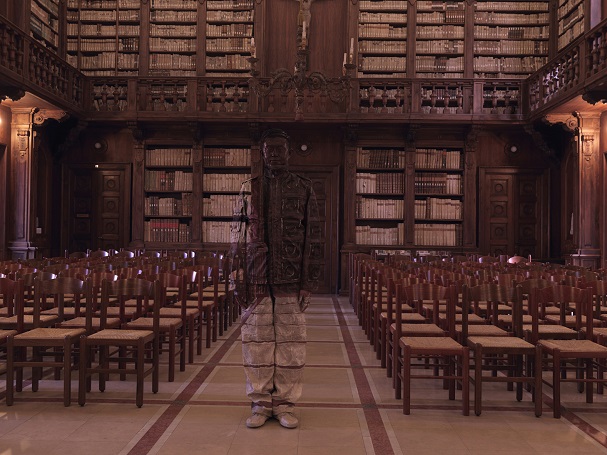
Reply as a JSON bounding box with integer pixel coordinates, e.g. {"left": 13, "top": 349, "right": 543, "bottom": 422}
{"left": 544, "top": 114, "right": 577, "bottom": 132}
{"left": 581, "top": 135, "right": 595, "bottom": 162}
{"left": 0, "top": 86, "right": 25, "bottom": 104}
{"left": 33, "top": 109, "right": 68, "bottom": 125}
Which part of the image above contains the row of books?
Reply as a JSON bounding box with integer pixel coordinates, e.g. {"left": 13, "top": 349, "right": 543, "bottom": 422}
{"left": 203, "top": 148, "right": 251, "bottom": 167}
{"left": 358, "top": 24, "right": 407, "bottom": 38}
{"left": 414, "top": 174, "right": 462, "bottom": 195}
{"left": 475, "top": 2, "right": 548, "bottom": 12}
{"left": 150, "top": 11, "right": 197, "bottom": 21}
{"left": 203, "top": 174, "right": 250, "bottom": 192}
{"left": 150, "top": 38, "right": 196, "bottom": 52}
{"left": 202, "top": 194, "right": 243, "bottom": 217}
{"left": 206, "top": 38, "right": 253, "bottom": 52}
{"left": 558, "top": 21, "right": 583, "bottom": 50}
{"left": 202, "top": 221, "right": 233, "bottom": 243}
{"left": 414, "top": 198, "right": 462, "bottom": 220}
{"left": 79, "top": 10, "right": 116, "bottom": 21}
{"left": 474, "top": 25, "right": 549, "bottom": 39}
{"left": 414, "top": 223, "right": 462, "bottom": 246}
{"left": 418, "top": 11, "right": 465, "bottom": 24}
{"left": 207, "top": 0, "right": 254, "bottom": 9}
{"left": 359, "top": 41, "right": 406, "bottom": 53}
{"left": 474, "top": 12, "right": 549, "bottom": 25}
{"left": 150, "top": 24, "right": 196, "bottom": 37}
{"left": 79, "top": 53, "right": 118, "bottom": 69}
{"left": 474, "top": 56, "right": 547, "bottom": 73}
{"left": 417, "top": 40, "right": 464, "bottom": 54}
{"left": 144, "top": 220, "right": 191, "bottom": 243}
{"left": 474, "top": 40, "right": 548, "bottom": 55}
{"left": 558, "top": 0, "right": 584, "bottom": 20}
{"left": 355, "top": 224, "right": 405, "bottom": 246}
{"left": 415, "top": 149, "right": 462, "bottom": 170}
{"left": 207, "top": 11, "right": 254, "bottom": 22}
{"left": 359, "top": 12, "right": 407, "bottom": 23}
{"left": 145, "top": 170, "right": 193, "bottom": 192}
{"left": 416, "top": 25, "right": 464, "bottom": 39}
{"left": 558, "top": 5, "right": 583, "bottom": 34}
{"left": 145, "top": 194, "right": 193, "bottom": 217}
{"left": 360, "top": 57, "right": 406, "bottom": 71}
{"left": 149, "top": 54, "right": 196, "bottom": 69}
{"left": 356, "top": 173, "right": 404, "bottom": 194}
{"left": 356, "top": 197, "right": 404, "bottom": 219}
{"left": 146, "top": 148, "right": 192, "bottom": 167}
{"left": 357, "top": 148, "right": 406, "bottom": 169}
{"left": 359, "top": 0, "right": 407, "bottom": 11}
{"left": 151, "top": 0, "right": 197, "bottom": 9}
{"left": 416, "top": 56, "right": 464, "bottom": 72}
{"left": 207, "top": 24, "right": 253, "bottom": 37}
{"left": 206, "top": 55, "right": 250, "bottom": 70}
{"left": 35, "top": 0, "right": 59, "bottom": 15}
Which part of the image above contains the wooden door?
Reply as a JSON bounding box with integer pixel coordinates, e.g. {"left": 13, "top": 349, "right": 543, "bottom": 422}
{"left": 62, "top": 164, "right": 131, "bottom": 253}
{"left": 479, "top": 168, "right": 548, "bottom": 258}
{"left": 293, "top": 166, "right": 340, "bottom": 294}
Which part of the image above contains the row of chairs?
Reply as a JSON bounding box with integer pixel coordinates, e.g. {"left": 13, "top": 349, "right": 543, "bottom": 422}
{"left": 350, "top": 253, "right": 607, "bottom": 418}
{"left": 0, "top": 252, "right": 236, "bottom": 407}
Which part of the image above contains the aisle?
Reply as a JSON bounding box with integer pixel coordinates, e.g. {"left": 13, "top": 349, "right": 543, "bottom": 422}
{"left": 1, "top": 295, "right": 607, "bottom": 454}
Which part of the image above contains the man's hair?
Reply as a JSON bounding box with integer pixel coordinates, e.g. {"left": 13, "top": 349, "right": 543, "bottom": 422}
{"left": 260, "top": 128, "right": 290, "bottom": 144}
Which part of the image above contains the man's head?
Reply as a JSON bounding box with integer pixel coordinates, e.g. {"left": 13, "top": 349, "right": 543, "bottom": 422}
{"left": 261, "top": 129, "right": 290, "bottom": 172}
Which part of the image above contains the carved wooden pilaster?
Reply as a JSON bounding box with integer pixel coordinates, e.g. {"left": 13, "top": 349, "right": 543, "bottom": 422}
{"left": 570, "top": 113, "right": 601, "bottom": 268}
{"left": 190, "top": 122, "right": 203, "bottom": 244}
{"left": 129, "top": 122, "right": 145, "bottom": 248}
{"left": 463, "top": 126, "right": 480, "bottom": 249}
{"left": 8, "top": 108, "right": 37, "bottom": 259}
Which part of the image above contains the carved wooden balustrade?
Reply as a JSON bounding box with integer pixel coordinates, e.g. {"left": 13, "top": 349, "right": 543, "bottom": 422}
{"left": 414, "top": 80, "right": 472, "bottom": 115}
{"left": 358, "top": 81, "right": 409, "bottom": 114}
{"left": 586, "top": 25, "right": 607, "bottom": 81}
{"left": 0, "top": 15, "right": 84, "bottom": 111}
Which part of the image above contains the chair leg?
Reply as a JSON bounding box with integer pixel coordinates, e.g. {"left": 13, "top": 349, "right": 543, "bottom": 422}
{"left": 168, "top": 328, "right": 175, "bottom": 382}
{"left": 187, "top": 315, "right": 195, "bottom": 364}
{"left": 6, "top": 335, "right": 14, "bottom": 406}
{"left": 402, "top": 345, "right": 411, "bottom": 415}
{"left": 78, "top": 336, "right": 87, "bottom": 407}
{"left": 534, "top": 345, "right": 542, "bottom": 417}
{"left": 153, "top": 337, "right": 159, "bottom": 394}
{"left": 136, "top": 340, "right": 145, "bottom": 408}
{"left": 586, "top": 358, "right": 594, "bottom": 404}
{"left": 474, "top": 344, "right": 483, "bottom": 416}
{"left": 205, "top": 307, "right": 212, "bottom": 348}
{"left": 380, "top": 319, "right": 386, "bottom": 368}
{"left": 63, "top": 338, "right": 72, "bottom": 407}
{"left": 462, "top": 347, "right": 470, "bottom": 417}
{"left": 553, "top": 350, "right": 561, "bottom": 418}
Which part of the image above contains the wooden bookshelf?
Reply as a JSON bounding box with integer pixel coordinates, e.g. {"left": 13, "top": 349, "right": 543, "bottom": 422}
{"left": 355, "top": 147, "right": 406, "bottom": 245}
{"left": 473, "top": 0, "right": 549, "bottom": 79}
{"left": 143, "top": 146, "right": 193, "bottom": 244}
{"left": 415, "top": 0, "right": 465, "bottom": 78}
{"left": 557, "top": 0, "right": 584, "bottom": 51}
{"left": 66, "top": 0, "right": 140, "bottom": 76}
{"left": 205, "top": 0, "right": 255, "bottom": 77}
{"left": 414, "top": 147, "right": 464, "bottom": 247}
{"left": 30, "top": 0, "right": 60, "bottom": 52}
{"left": 201, "top": 146, "right": 251, "bottom": 244}
{"left": 357, "top": 0, "right": 408, "bottom": 78}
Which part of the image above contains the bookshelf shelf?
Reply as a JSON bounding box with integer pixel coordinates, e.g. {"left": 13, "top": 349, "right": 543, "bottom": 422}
{"left": 30, "top": 0, "right": 60, "bottom": 51}
{"left": 557, "top": 0, "right": 585, "bottom": 50}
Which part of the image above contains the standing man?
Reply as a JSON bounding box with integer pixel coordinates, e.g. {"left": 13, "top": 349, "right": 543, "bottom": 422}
{"left": 230, "top": 129, "right": 318, "bottom": 429}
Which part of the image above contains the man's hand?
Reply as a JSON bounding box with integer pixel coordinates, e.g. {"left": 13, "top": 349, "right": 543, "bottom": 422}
{"left": 298, "top": 290, "right": 311, "bottom": 312}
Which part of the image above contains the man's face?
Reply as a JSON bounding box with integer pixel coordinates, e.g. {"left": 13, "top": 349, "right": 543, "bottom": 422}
{"left": 262, "top": 137, "right": 290, "bottom": 171}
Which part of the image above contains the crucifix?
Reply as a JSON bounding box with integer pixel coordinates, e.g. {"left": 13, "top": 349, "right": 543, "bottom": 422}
{"left": 293, "top": 0, "right": 329, "bottom": 48}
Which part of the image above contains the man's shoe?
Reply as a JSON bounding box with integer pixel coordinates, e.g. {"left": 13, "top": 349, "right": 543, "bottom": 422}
{"left": 246, "top": 413, "right": 269, "bottom": 428}
{"left": 276, "top": 412, "right": 298, "bottom": 429}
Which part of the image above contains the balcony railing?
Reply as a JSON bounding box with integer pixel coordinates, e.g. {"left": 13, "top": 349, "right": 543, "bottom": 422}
{"left": 1, "top": 15, "right": 605, "bottom": 121}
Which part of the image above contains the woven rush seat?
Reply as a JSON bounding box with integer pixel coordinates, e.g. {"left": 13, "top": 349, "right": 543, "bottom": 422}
{"left": 125, "top": 317, "right": 182, "bottom": 330}
{"left": 14, "top": 327, "right": 85, "bottom": 341}
{"left": 0, "top": 314, "right": 59, "bottom": 329}
{"left": 544, "top": 315, "right": 602, "bottom": 327}
{"left": 522, "top": 324, "right": 576, "bottom": 335}
{"left": 454, "top": 313, "right": 485, "bottom": 324}
{"left": 158, "top": 307, "right": 198, "bottom": 317}
{"left": 400, "top": 336, "right": 463, "bottom": 352}
{"left": 391, "top": 322, "right": 444, "bottom": 336}
{"left": 86, "top": 328, "right": 154, "bottom": 342}
{"left": 422, "top": 302, "right": 462, "bottom": 313}
{"left": 0, "top": 329, "right": 17, "bottom": 339}
{"left": 58, "top": 316, "right": 121, "bottom": 329}
{"left": 41, "top": 307, "right": 79, "bottom": 317}
{"left": 95, "top": 307, "right": 138, "bottom": 319}
{"left": 498, "top": 314, "right": 533, "bottom": 324}
{"left": 381, "top": 312, "right": 425, "bottom": 322}
{"left": 542, "top": 306, "right": 561, "bottom": 315}
{"left": 456, "top": 324, "right": 509, "bottom": 336}
{"left": 374, "top": 303, "right": 415, "bottom": 312}
{"left": 0, "top": 307, "right": 33, "bottom": 316}
{"left": 539, "top": 339, "right": 607, "bottom": 354}
{"left": 467, "top": 335, "right": 535, "bottom": 350}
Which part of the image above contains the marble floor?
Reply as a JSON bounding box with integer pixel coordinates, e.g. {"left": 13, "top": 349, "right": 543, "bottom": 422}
{"left": 1, "top": 295, "right": 607, "bottom": 454}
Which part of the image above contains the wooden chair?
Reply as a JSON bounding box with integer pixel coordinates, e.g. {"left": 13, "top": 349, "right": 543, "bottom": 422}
{"left": 6, "top": 277, "right": 90, "bottom": 406}
{"left": 126, "top": 272, "right": 187, "bottom": 381}
{"left": 397, "top": 283, "right": 470, "bottom": 415}
{"left": 463, "top": 284, "right": 542, "bottom": 416}
{"left": 0, "top": 278, "right": 21, "bottom": 375}
{"left": 79, "top": 278, "right": 162, "bottom": 407}
{"left": 537, "top": 287, "right": 607, "bottom": 418}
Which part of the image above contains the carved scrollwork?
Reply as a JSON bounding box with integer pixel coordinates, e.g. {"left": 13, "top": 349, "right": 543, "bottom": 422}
{"left": 581, "top": 135, "right": 595, "bottom": 162}
{"left": 33, "top": 109, "right": 68, "bottom": 125}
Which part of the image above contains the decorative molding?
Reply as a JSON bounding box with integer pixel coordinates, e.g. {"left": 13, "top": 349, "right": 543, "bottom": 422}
{"left": 544, "top": 114, "right": 577, "bottom": 132}
{"left": 0, "top": 86, "right": 25, "bottom": 104}
{"left": 582, "top": 89, "right": 607, "bottom": 105}
{"left": 523, "top": 124, "right": 556, "bottom": 160}
{"left": 57, "top": 120, "right": 88, "bottom": 158}
{"left": 342, "top": 123, "right": 358, "bottom": 146}
{"left": 465, "top": 125, "right": 481, "bottom": 152}
{"left": 581, "top": 134, "right": 595, "bottom": 162}
{"left": 33, "top": 109, "right": 68, "bottom": 125}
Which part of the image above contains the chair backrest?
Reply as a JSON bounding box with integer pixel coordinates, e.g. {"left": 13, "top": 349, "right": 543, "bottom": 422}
{"left": 32, "top": 276, "right": 91, "bottom": 330}
{"left": 89, "top": 249, "right": 110, "bottom": 259}
{"left": 536, "top": 284, "right": 590, "bottom": 331}
{"left": 401, "top": 283, "right": 452, "bottom": 333}
{"left": 0, "top": 277, "right": 24, "bottom": 319}
{"left": 463, "top": 283, "right": 519, "bottom": 334}
{"left": 97, "top": 278, "right": 162, "bottom": 332}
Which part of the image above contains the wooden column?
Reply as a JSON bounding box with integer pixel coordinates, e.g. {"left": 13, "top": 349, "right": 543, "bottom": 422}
{"left": 570, "top": 113, "right": 601, "bottom": 268}
{"left": 8, "top": 108, "right": 36, "bottom": 259}
{"left": 129, "top": 122, "right": 144, "bottom": 249}
{"left": 463, "top": 126, "right": 479, "bottom": 249}
{"left": 339, "top": 124, "right": 358, "bottom": 295}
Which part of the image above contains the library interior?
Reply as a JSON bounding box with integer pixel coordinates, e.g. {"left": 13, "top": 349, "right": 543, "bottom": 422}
{"left": 1, "top": 0, "right": 607, "bottom": 454}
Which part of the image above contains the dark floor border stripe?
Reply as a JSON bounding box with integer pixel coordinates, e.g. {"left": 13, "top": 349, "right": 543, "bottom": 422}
{"left": 127, "top": 324, "right": 242, "bottom": 455}
{"left": 332, "top": 296, "right": 395, "bottom": 455}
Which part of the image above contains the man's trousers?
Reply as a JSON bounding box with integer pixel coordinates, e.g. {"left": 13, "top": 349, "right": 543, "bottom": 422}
{"left": 241, "top": 294, "right": 306, "bottom": 417}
